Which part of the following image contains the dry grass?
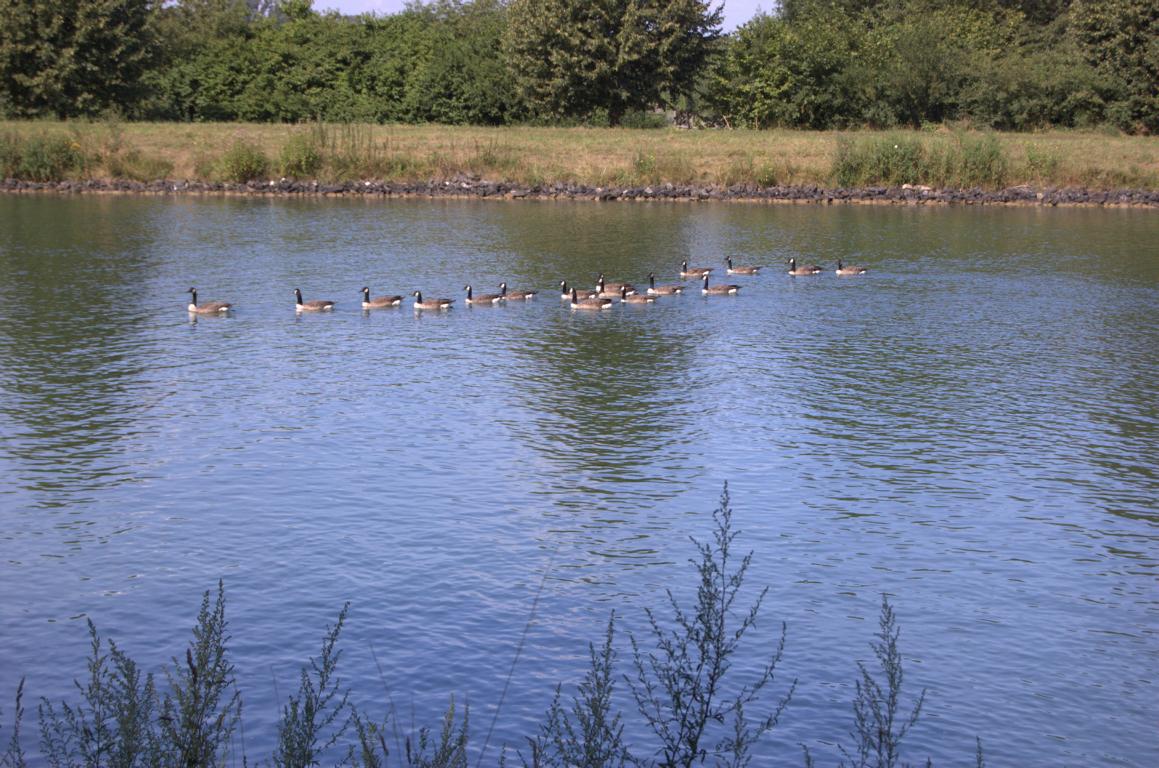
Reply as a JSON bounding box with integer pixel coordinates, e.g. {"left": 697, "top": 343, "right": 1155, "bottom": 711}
{"left": 1, "top": 120, "right": 1156, "bottom": 190}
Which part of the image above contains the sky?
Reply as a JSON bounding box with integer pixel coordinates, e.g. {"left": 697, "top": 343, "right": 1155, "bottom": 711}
{"left": 315, "top": 0, "right": 769, "bottom": 31}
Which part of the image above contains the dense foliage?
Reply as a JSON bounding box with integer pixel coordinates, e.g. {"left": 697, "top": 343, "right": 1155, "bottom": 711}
{"left": 0, "top": 0, "right": 1154, "bottom": 131}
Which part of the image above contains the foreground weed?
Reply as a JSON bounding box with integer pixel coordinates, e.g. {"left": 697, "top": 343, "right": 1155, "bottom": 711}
{"left": 524, "top": 614, "right": 630, "bottom": 768}
{"left": 38, "top": 621, "right": 157, "bottom": 768}
{"left": 628, "top": 483, "right": 796, "bottom": 768}
{"left": 274, "top": 604, "right": 351, "bottom": 768}
{"left": 157, "top": 581, "right": 242, "bottom": 767}
{"left": 1, "top": 680, "right": 27, "bottom": 768}
{"left": 841, "top": 597, "right": 927, "bottom": 768}
{"left": 408, "top": 696, "right": 468, "bottom": 768}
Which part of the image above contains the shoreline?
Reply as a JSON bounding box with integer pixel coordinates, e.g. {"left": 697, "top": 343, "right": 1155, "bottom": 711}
{"left": 3, "top": 177, "right": 1157, "bottom": 207}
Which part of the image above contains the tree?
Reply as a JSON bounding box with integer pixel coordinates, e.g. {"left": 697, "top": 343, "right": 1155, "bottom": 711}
{"left": 1069, "top": 0, "right": 1159, "bottom": 132}
{"left": 503, "top": 0, "right": 722, "bottom": 125}
{"left": 0, "top": 0, "right": 157, "bottom": 117}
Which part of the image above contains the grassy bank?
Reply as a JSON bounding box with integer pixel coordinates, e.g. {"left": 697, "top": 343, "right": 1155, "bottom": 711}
{"left": 2, "top": 120, "right": 1157, "bottom": 192}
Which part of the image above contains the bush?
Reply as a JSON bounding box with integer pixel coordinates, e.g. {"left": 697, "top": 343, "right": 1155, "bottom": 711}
{"left": 104, "top": 149, "right": 174, "bottom": 181}
{"left": 279, "top": 133, "right": 323, "bottom": 179}
{"left": 0, "top": 132, "right": 89, "bottom": 181}
{"left": 219, "top": 140, "right": 269, "bottom": 182}
{"left": 833, "top": 131, "right": 1010, "bottom": 189}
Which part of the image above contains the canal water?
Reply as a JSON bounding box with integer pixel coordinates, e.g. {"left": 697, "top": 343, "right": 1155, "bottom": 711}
{"left": 0, "top": 195, "right": 1156, "bottom": 765}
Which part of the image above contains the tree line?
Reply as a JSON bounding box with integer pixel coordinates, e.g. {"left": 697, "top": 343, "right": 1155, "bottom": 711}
{"left": 0, "top": 0, "right": 1154, "bottom": 133}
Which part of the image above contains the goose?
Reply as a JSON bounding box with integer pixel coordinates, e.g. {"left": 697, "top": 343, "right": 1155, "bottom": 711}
{"left": 621, "top": 285, "right": 656, "bottom": 304}
{"left": 412, "top": 290, "right": 454, "bottom": 310}
{"left": 647, "top": 272, "right": 684, "bottom": 295}
{"left": 186, "top": 288, "right": 231, "bottom": 314}
{"left": 596, "top": 274, "right": 635, "bottom": 297}
{"left": 560, "top": 280, "right": 598, "bottom": 301}
{"left": 835, "top": 259, "right": 868, "bottom": 276}
{"left": 702, "top": 273, "right": 740, "bottom": 295}
{"left": 725, "top": 257, "right": 760, "bottom": 275}
{"left": 464, "top": 285, "right": 502, "bottom": 305}
{"left": 680, "top": 260, "right": 712, "bottom": 279}
{"left": 787, "top": 258, "right": 823, "bottom": 276}
{"left": 499, "top": 282, "right": 537, "bottom": 301}
{"left": 570, "top": 288, "right": 613, "bottom": 310}
{"left": 361, "top": 287, "right": 403, "bottom": 308}
{"left": 294, "top": 288, "right": 334, "bottom": 311}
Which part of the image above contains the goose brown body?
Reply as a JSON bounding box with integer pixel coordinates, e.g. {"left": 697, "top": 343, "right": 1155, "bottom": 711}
{"left": 787, "top": 258, "right": 823, "bottom": 276}
{"left": 835, "top": 259, "right": 868, "bottom": 275}
{"left": 647, "top": 273, "right": 684, "bottom": 295}
{"left": 725, "top": 257, "right": 760, "bottom": 275}
{"left": 294, "top": 288, "right": 334, "bottom": 311}
{"left": 702, "top": 274, "right": 740, "bottom": 295}
{"left": 187, "top": 288, "right": 231, "bottom": 314}
{"left": 361, "top": 287, "right": 403, "bottom": 308}
{"left": 464, "top": 285, "right": 502, "bottom": 305}
{"left": 621, "top": 285, "right": 656, "bottom": 304}
{"left": 560, "top": 281, "right": 598, "bottom": 301}
{"left": 596, "top": 275, "right": 635, "bottom": 298}
{"left": 570, "top": 288, "right": 613, "bottom": 310}
{"left": 499, "top": 282, "right": 537, "bottom": 300}
{"left": 680, "top": 260, "right": 712, "bottom": 279}
{"left": 412, "top": 290, "right": 454, "bottom": 310}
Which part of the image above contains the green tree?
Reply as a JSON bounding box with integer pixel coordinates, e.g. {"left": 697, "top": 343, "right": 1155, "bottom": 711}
{"left": 709, "top": 10, "right": 875, "bottom": 129}
{"left": 503, "top": 0, "right": 722, "bottom": 125}
{"left": 1069, "top": 0, "right": 1158, "bottom": 131}
{"left": 0, "top": 0, "right": 157, "bottom": 117}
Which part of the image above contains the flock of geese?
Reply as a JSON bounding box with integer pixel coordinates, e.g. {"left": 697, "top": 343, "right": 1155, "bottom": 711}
{"left": 186, "top": 258, "right": 868, "bottom": 315}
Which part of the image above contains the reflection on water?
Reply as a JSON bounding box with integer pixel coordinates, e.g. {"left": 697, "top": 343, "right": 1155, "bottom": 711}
{"left": 0, "top": 196, "right": 1156, "bottom": 767}
{"left": 0, "top": 198, "right": 160, "bottom": 524}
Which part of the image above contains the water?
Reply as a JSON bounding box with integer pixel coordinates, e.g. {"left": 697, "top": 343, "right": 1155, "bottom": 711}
{"left": 0, "top": 195, "right": 1156, "bottom": 765}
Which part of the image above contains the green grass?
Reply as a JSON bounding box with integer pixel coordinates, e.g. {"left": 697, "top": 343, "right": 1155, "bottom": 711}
{"left": 1, "top": 120, "right": 1155, "bottom": 192}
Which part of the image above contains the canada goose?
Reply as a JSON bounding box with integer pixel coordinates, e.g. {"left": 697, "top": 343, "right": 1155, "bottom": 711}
{"left": 787, "top": 258, "right": 823, "bottom": 276}
{"left": 647, "top": 272, "right": 684, "bottom": 295}
{"left": 560, "top": 280, "right": 598, "bottom": 301}
{"left": 412, "top": 290, "right": 454, "bottom": 310}
{"left": 680, "top": 260, "right": 712, "bottom": 279}
{"left": 499, "top": 282, "right": 537, "bottom": 301}
{"left": 725, "top": 257, "right": 761, "bottom": 275}
{"left": 464, "top": 285, "right": 502, "bottom": 305}
{"left": 294, "top": 288, "right": 334, "bottom": 311}
{"left": 361, "top": 287, "right": 403, "bottom": 308}
{"left": 186, "top": 288, "right": 231, "bottom": 314}
{"left": 596, "top": 274, "right": 635, "bottom": 297}
{"left": 570, "top": 288, "right": 613, "bottom": 310}
{"left": 702, "top": 273, "right": 740, "bottom": 295}
{"left": 835, "top": 259, "right": 868, "bottom": 276}
{"left": 621, "top": 285, "right": 656, "bottom": 304}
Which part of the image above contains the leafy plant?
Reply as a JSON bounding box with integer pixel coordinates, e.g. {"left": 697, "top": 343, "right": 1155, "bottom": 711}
{"left": 627, "top": 483, "right": 796, "bottom": 768}
{"left": 274, "top": 604, "right": 352, "bottom": 768}
{"left": 525, "top": 614, "right": 630, "bottom": 768}
{"left": 840, "top": 596, "right": 927, "bottom": 768}
{"left": 279, "top": 132, "right": 323, "bottom": 179}
{"left": 219, "top": 140, "right": 269, "bottom": 182}
{"left": 37, "top": 621, "right": 157, "bottom": 768}
{"left": 156, "top": 581, "right": 242, "bottom": 767}
{"left": 1, "top": 679, "right": 27, "bottom": 768}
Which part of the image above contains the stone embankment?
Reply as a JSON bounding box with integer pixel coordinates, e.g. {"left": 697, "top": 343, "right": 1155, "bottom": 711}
{"left": 3, "top": 177, "right": 1157, "bottom": 206}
